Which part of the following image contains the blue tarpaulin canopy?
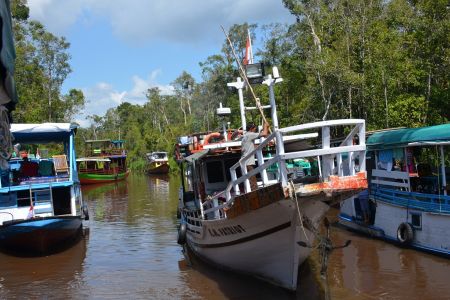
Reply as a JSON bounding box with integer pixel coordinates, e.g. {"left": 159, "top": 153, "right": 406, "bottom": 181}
{"left": 367, "top": 123, "right": 450, "bottom": 150}
{"left": 10, "top": 123, "right": 77, "bottom": 144}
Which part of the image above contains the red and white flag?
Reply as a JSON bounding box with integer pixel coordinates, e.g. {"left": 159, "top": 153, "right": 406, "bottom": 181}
{"left": 243, "top": 30, "right": 253, "bottom": 65}
{"left": 27, "top": 204, "right": 34, "bottom": 219}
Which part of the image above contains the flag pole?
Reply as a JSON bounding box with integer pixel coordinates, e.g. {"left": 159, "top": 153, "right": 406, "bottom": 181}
{"left": 220, "top": 25, "right": 270, "bottom": 130}
{"left": 247, "top": 28, "right": 253, "bottom": 64}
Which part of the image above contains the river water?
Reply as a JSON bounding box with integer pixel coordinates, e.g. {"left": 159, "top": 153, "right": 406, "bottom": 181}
{"left": 1, "top": 173, "right": 449, "bottom": 299}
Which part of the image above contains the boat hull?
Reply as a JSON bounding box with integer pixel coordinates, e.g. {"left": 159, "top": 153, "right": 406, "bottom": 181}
{"left": 184, "top": 198, "right": 329, "bottom": 290}
{"left": 0, "top": 216, "right": 83, "bottom": 254}
{"left": 339, "top": 198, "right": 450, "bottom": 257}
{"left": 147, "top": 163, "right": 169, "bottom": 174}
{"left": 79, "top": 170, "right": 130, "bottom": 184}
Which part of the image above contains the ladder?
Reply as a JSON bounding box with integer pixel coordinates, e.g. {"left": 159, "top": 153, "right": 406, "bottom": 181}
{"left": 29, "top": 184, "right": 54, "bottom": 217}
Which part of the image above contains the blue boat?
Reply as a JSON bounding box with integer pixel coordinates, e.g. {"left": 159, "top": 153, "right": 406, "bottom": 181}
{"left": 0, "top": 123, "right": 89, "bottom": 254}
{"left": 339, "top": 124, "right": 450, "bottom": 256}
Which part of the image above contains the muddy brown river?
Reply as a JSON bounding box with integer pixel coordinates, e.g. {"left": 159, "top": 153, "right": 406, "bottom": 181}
{"left": 1, "top": 173, "right": 449, "bottom": 299}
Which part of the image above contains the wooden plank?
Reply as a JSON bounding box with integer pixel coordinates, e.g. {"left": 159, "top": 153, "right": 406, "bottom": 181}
{"left": 281, "top": 145, "right": 366, "bottom": 160}
{"left": 372, "top": 169, "right": 409, "bottom": 180}
{"left": 372, "top": 179, "right": 409, "bottom": 188}
{"left": 280, "top": 119, "right": 365, "bottom": 133}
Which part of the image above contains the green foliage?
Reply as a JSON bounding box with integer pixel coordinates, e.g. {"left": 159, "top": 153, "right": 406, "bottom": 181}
{"left": 11, "top": 0, "right": 448, "bottom": 171}
{"left": 10, "top": 0, "right": 84, "bottom": 123}
{"left": 279, "top": 0, "right": 448, "bottom": 127}
{"left": 10, "top": 0, "right": 29, "bottom": 21}
{"left": 80, "top": 1, "right": 448, "bottom": 169}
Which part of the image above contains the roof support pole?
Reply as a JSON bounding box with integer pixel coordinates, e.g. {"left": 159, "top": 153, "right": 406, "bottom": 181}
{"left": 440, "top": 145, "right": 447, "bottom": 195}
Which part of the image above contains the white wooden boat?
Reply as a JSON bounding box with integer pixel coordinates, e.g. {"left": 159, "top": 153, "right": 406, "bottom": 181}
{"left": 339, "top": 124, "right": 450, "bottom": 256}
{"left": 176, "top": 68, "right": 367, "bottom": 290}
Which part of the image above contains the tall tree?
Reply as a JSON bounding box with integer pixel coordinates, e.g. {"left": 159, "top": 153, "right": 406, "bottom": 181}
{"left": 29, "top": 21, "right": 71, "bottom": 122}
{"left": 11, "top": 0, "right": 83, "bottom": 124}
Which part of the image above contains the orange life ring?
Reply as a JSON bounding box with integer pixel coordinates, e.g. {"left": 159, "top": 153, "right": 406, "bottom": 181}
{"left": 203, "top": 132, "right": 222, "bottom": 145}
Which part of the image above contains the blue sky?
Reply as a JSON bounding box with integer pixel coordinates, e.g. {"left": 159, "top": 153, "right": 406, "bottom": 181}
{"left": 28, "top": 0, "right": 295, "bottom": 126}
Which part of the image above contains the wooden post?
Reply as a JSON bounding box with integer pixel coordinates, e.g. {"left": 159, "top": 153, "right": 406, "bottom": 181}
{"left": 322, "top": 126, "right": 332, "bottom": 179}
{"left": 240, "top": 161, "right": 251, "bottom": 193}
{"left": 231, "top": 169, "right": 240, "bottom": 195}
{"left": 256, "top": 148, "right": 268, "bottom": 185}
{"left": 440, "top": 145, "right": 447, "bottom": 195}
{"left": 275, "top": 130, "right": 288, "bottom": 187}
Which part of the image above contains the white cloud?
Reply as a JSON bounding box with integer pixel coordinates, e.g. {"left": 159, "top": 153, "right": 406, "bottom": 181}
{"left": 28, "top": 0, "right": 294, "bottom": 45}
{"left": 74, "top": 72, "right": 174, "bottom": 127}
{"left": 28, "top": 0, "right": 86, "bottom": 33}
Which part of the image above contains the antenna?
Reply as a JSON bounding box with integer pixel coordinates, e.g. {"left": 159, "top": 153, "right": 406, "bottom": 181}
{"left": 220, "top": 25, "right": 270, "bottom": 131}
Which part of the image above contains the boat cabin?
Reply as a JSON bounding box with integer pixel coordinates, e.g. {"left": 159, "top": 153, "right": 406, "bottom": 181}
{"left": 78, "top": 139, "right": 127, "bottom": 175}
{"left": 176, "top": 119, "right": 364, "bottom": 211}
{"left": 84, "top": 139, "right": 126, "bottom": 157}
{"left": 146, "top": 152, "right": 168, "bottom": 162}
{"left": 0, "top": 123, "right": 81, "bottom": 223}
{"left": 345, "top": 124, "right": 450, "bottom": 225}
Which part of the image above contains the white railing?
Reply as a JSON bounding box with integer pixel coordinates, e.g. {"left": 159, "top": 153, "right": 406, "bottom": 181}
{"left": 198, "top": 119, "right": 366, "bottom": 220}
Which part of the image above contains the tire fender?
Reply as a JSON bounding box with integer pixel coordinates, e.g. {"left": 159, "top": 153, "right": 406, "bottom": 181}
{"left": 82, "top": 203, "right": 90, "bottom": 221}
{"left": 397, "top": 222, "right": 414, "bottom": 244}
{"left": 177, "top": 223, "right": 187, "bottom": 245}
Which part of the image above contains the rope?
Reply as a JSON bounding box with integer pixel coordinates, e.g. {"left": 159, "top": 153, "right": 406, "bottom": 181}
{"left": 0, "top": 106, "right": 12, "bottom": 170}
{"left": 220, "top": 25, "right": 272, "bottom": 133}
{"left": 289, "top": 179, "right": 351, "bottom": 278}
{"left": 289, "top": 179, "right": 310, "bottom": 243}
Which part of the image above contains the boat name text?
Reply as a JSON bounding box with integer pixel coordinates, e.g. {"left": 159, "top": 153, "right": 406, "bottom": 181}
{"left": 208, "top": 225, "right": 246, "bottom": 237}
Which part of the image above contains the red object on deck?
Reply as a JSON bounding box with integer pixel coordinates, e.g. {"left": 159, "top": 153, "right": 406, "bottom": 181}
{"left": 20, "top": 161, "right": 39, "bottom": 177}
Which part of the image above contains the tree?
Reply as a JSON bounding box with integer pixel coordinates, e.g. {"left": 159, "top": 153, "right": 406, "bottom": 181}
{"left": 11, "top": 1, "right": 79, "bottom": 124}
{"left": 171, "top": 71, "right": 195, "bottom": 125}
{"left": 29, "top": 21, "right": 71, "bottom": 122}
{"left": 87, "top": 115, "right": 103, "bottom": 140}
{"left": 62, "top": 89, "right": 85, "bottom": 122}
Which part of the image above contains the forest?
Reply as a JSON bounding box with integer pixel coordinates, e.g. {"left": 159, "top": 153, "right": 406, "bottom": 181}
{"left": 9, "top": 0, "right": 449, "bottom": 170}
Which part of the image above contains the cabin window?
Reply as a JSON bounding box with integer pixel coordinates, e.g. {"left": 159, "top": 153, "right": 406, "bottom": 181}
{"left": 206, "top": 161, "right": 224, "bottom": 183}
{"left": 410, "top": 213, "right": 422, "bottom": 229}
{"left": 224, "top": 159, "right": 241, "bottom": 181}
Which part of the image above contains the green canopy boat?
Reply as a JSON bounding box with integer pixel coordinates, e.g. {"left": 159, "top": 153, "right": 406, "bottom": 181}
{"left": 77, "top": 140, "right": 129, "bottom": 184}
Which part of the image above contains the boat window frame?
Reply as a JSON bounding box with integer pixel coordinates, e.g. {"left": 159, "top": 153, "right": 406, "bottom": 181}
{"left": 410, "top": 212, "right": 422, "bottom": 230}
{"left": 205, "top": 160, "right": 225, "bottom": 184}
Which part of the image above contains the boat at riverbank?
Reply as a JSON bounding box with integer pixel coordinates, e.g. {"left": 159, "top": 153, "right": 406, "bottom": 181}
{"left": 339, "top": 124, "right": 450, "bottom": 256}
{"left": 146, "top": 151, "right": 169, "bottom": 174}
{"left": 176, "top": 67, "right": 367, "bottom": 290}
{"left": 0, "top": 123, "right": 89, "bottom": 254}
{"left": 77, "top": 140, "right": 129, "bottom": 184}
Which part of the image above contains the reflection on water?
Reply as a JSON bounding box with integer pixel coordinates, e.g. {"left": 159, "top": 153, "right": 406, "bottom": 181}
{"left": 180, "top": 245, "right": 323, "bottom": 300}
{"left": 324, "top": 210, "right": 450, "bottom": 300}
{"left": 0, "top": 234, "right": 87, "bottom": 299}
{"left": 1, "top": 174, "right": 449, "bottom": 299}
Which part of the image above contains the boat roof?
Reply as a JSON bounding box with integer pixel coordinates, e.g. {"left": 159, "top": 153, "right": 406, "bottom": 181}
{"left": 11, "top": 123, "right": 77, "bottom": 144}
{"left": 85, "top": 139, "right": 111, "bottom": 143}
{"left": 76, "top": 157, "right": 111, "bottom": 162}
{"left": 85, "top": 139, "right": 125, "bottom": 145}
{"left": 367, "top": 123, "right": 450, "bottom": 150}
{"left": 184, "top": 149, "right": 209, "bottom": 163}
